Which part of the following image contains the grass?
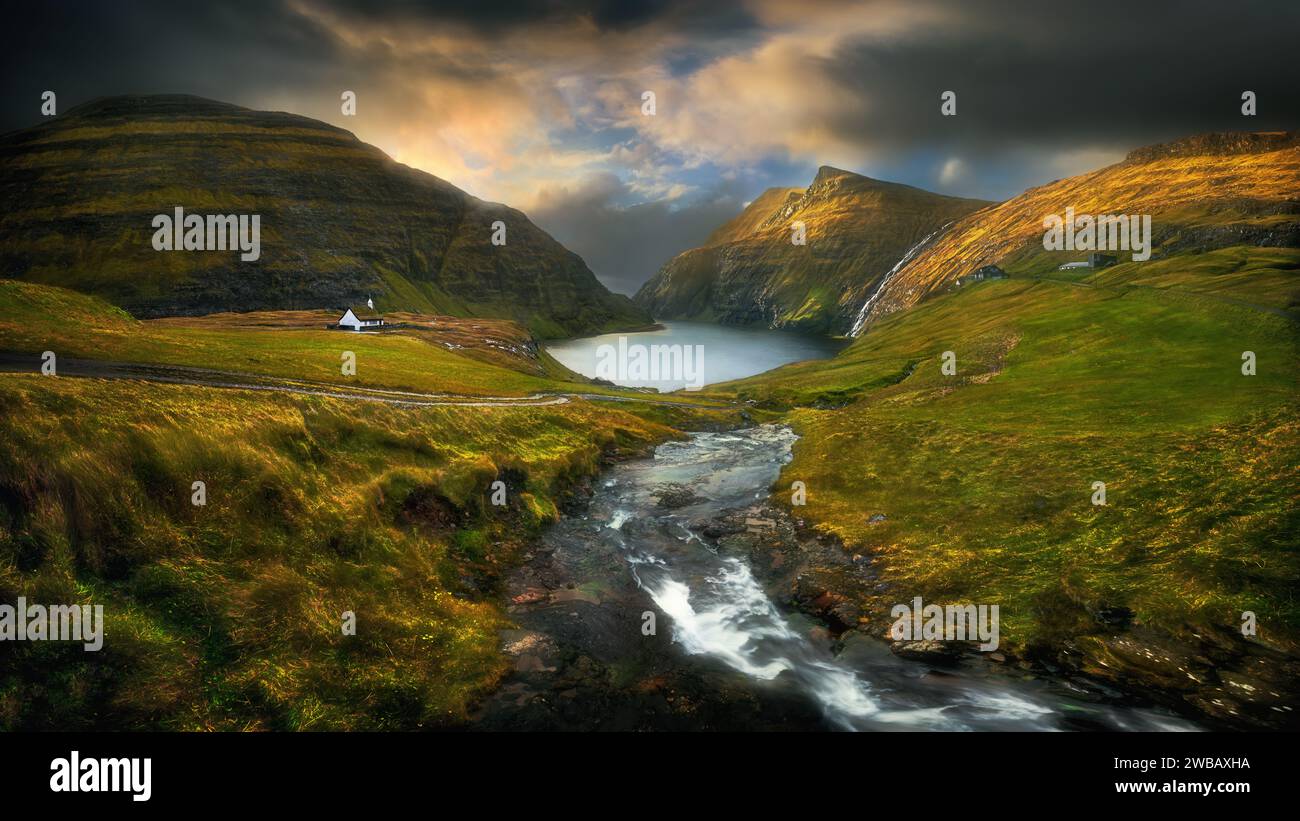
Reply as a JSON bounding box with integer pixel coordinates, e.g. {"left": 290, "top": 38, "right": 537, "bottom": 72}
{"left": 0, "top": 279, "right": 559, "bottom": 396}
{"left": 0, "top": 280, "right": 743, "bottom": 730}
{"left": 711, "top": 272, "right": 1300, "bottom": 651}
{"left": 1085, "top": 246, "right": 1300, "bottom": 312}
{"left": 0, "top": 279, "right": 724, "bottom": 407}
{"left": 2, "top": 249, "right": 1295, "bottom": 726}
{"left": 861, "top": 139, "right": 1300, "bottom": 316}
{"left": 0, "top": 374, "right": 676, "bottom": 730}
{"left": 993, "top": 245, "right": 1300, "bottom": 314}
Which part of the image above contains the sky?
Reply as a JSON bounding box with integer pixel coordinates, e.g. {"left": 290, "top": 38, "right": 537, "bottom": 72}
{"left": 4, "top": 0, "right": 1298, "bottom": 294}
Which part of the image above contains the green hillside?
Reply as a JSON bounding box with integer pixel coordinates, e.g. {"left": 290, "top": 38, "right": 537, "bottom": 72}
{"left": 0, "top": 95, "right": 650, "bottom": 337}
{"left": 0, "top": 275, "right": 751, "bottom": 730}
{"left": 861, "top": 132, "right": 1300, "bottom": 328}
{"left": 703, "top": 254, "right": 1299, "bottom": 725}
{"left": 633, "top": 166, "right": 989, "bottom": 334}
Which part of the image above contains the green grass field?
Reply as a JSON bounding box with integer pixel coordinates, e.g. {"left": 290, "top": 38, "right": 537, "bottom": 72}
{"left": 711, "top": 263, "right": 1300, "bottom": 652}
{"left": 0, "top": 279, "right": 747, "bottom": 730}
{"left": 1, "top": 249, "right": 1296, "bottom": 727}
{"left": 0, "top": 374, "right": 677, "bottom": 729}
{"left": 0, "top": 279, "right": 562, "bottom": 396}
{"left": 0, "top": 279, "right": 727, "bottom": 409}
{"left": 996, "top": 246, "right": 1300, "bottom": 313}
{"left": 1085, "top": 246, "right": 1300, "bottom": 312}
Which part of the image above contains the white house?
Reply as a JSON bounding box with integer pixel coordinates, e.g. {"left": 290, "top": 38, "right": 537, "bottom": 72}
{"left": 337, "top": 298, "right": 384, "bottom": 331}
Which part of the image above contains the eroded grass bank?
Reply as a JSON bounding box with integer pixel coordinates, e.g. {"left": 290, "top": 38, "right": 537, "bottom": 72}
{"left": 711, "top": 273, "right": 1300, "bottom": 668}
{"left": 0, "top": 376, "right": 677, "bottom": 729}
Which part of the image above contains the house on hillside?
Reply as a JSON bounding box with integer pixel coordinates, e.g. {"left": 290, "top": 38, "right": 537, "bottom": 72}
{"left": 955, "top": 264, "right": 1008, "bottom": 287}
{"left": 972, "top": 265, "right": 1007, "bottom": 280}
{"left": 1057, "top": 253, "right": 1118, "bottom": 272}
{"left": 337, "top": 298, "right": 385, "bottom": 331}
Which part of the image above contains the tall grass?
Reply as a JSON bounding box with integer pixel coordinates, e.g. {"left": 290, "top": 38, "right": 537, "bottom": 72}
{"left": 712, "top": 275, "right": 1300, "bottom": 650}
{"left": 0, "top": 375, "right": 672, "bottom": 729}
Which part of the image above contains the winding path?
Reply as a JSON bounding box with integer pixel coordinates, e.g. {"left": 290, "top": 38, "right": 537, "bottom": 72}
{"left": 0, "top": 352, "right": 737, "bottom": 410}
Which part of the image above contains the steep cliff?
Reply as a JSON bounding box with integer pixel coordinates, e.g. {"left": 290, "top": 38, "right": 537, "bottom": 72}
{"left": 634, "top": 167, "right": 989, "bottom": 334}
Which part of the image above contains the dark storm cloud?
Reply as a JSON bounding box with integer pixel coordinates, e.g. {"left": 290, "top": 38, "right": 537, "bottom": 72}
{"left": 5, "top": 1, "right": 1295, "bottom": 147}
{"left": 527, "top": 175, "right": 754, "bottom": 296}
{"left": 300, "top": 0, "right": 758, "bottom": 35}
{"left": 0, "top": 0, "right": 760, "bottom": 147}
{"left": 819, "top": 0, "right": 1300, "bottom": 155}
{"left": 0, "top": 1, "right": 344, "bottom": 132}
{"left": 2, "top": 0, "right": 1296, "bottom": 293}
{"left": 529, "top": 173, "right": 747, "bottom": 295}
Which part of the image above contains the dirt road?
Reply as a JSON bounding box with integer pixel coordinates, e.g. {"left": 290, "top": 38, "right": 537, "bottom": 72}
{"left": 0, "top": 352, "right": 735, "bottom": 410}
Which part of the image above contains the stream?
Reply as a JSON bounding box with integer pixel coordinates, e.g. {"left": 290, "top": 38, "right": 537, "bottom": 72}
{"left": 474, "top": 425, "right": 1198, "bottom": 731}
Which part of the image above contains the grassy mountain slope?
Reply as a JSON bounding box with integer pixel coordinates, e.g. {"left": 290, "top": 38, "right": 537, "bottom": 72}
{"left": 705, "top": 186, "right": 804, "bottom": 245}
{"left": 860, "top": 132, "right": 1300, "bottom": 328}
{"left": 633, "top": 167, "right": 989, "bottom": 334}
{"left": 0, "top": 94, "right": 650, "bottom": 337}
{"left": 704, "top": 271, "right": 1299, "bottom": 725}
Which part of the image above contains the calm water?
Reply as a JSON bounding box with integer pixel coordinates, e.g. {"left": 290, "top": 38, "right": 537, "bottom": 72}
{"left": 544, "top": 321, "right": 848, "bottom": 391}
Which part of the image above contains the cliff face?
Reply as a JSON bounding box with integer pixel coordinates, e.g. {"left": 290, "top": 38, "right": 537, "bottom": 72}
{"left": 857, "top": 131, "right": 1300, "bottom": 330}
{"left": 633, "top": 167, "right": 989, "bottom": 335}
{"left": 0, "top": 94, "right": 650, "bottom": 337}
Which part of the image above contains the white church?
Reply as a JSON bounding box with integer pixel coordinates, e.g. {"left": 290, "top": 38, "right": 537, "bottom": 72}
{"left": 336, "top": 297, "right": 385, "bottom": 331}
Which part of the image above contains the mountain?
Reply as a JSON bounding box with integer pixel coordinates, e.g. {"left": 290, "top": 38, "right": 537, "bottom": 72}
{"left": 705, "top": 186, "right": 805, "bottom": 245}
{"left": 856, "top": 131, "right": 1300, "bottom": 329}
{"left": 0, "top": 94, "right": 650, "bottom": 337}
{"left": 633, "top": 167, "right": 990, "bottom": 334}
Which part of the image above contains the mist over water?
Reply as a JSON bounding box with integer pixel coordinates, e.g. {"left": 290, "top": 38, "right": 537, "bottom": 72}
{"left": 544, "top": 321, "right": 848, "bottom": 391}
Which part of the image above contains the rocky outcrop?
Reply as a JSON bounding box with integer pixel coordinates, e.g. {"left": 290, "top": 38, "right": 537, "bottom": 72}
{"left": 1123, "top": 131, "right": 1300, "bottom": 163}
